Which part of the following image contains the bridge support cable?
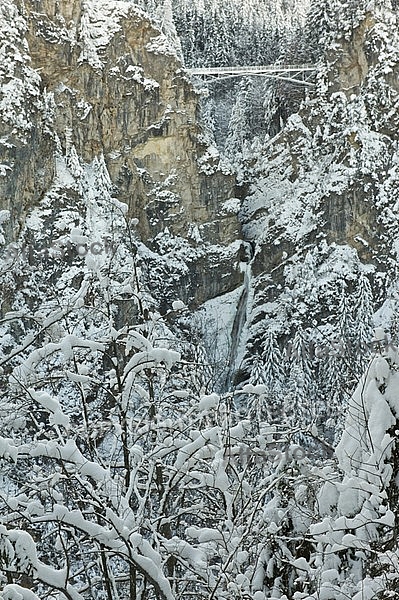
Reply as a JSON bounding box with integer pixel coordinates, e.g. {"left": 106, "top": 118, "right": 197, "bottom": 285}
{"left": 186, "top": 64, "right": 317, "bottom": 86}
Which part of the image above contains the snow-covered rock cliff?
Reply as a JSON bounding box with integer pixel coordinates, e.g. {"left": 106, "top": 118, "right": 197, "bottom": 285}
{"left": 237, "top": 3, "right": 399, "bottom": 422}
{"left": 0, "top": 0, "right": 243, "bottom": 318}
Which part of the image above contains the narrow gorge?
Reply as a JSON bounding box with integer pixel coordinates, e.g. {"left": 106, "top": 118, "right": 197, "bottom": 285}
{"left": 2, "top": 2, "right": 399, "bottom": 599}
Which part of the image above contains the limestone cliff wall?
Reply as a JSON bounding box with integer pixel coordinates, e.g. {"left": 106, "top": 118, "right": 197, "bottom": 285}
{"left": 0, "top": 0, "right": 242, "bottom": 309}
{"left": 1, "top": 0, "right": 238, "bottom": 244}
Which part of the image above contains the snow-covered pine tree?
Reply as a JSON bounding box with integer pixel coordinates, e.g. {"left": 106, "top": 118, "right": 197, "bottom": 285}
{"left": 317, "top": 335, "right": 351, "bottom": 443}
{"left": 248, "top": 331, "right": 286, "bottom": 424}
{"left": 224, "top": 78, "right": 253, "bottom": 171}
{"left": 157, "top": 0, "right": 183, "bottom": 60}
{"left": 338, "top": 280, "right": 355, "bottom": 347}
{"left": 285, "top": 325, "right": 315, "bottom": 432}
{"left": 249, "top": 351, "right": 267, "bottom": 387}
{"left": 314, "top": 280, "right": 360, "bottom": 440}
{"left": 352, "top": 272, "right": 374, "bottom": 371}
{"left": 304, "top": 0, "right": 339, "bottom": 59}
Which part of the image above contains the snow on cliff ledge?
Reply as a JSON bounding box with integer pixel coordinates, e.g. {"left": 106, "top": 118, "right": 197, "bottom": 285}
{"left": 79, "top": 0, "right": 179, "bottom": 69}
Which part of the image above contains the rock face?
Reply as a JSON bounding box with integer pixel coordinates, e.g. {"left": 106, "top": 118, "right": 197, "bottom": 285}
{"left": 238, "top": 5, "right": 399, "bottom": 382}
{"left": 0, "top": 0, "right": 242, "bottom": 310}
{"left": 328, "top": 13, "right": 375, "bottom": 96}
{"left": 23, "top": 0, "right": 238, "bottom": 244}
{"left": 2, "top": 0, "right": 399, "bottom": 397}
{"left": 0, "top": 1, "right": 54, "bottom": 240}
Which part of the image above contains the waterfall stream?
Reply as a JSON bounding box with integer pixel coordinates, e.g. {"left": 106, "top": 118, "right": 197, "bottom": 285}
{"left": 224, "top": 262, "right": 252, "bottom": 390}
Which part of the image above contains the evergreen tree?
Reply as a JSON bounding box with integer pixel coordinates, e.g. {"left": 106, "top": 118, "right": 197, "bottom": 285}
{"left": 224, "top": 78, "right": 253, "bottom": 165}
{"left": 334, "top": 280, "right": 359, "bottom": 389}
{"left": 317, "top": 333, "right": 351, "bottom": 443}
{"left": 337, "top": 280, "right": 354, "bottom": 344}
{"left": 157, "top": 0, "right": 183, "bottom": 60}
{"left": 248, "top": 332, "right": 285, "bottom": 424}
{"left": 262, "top": 330, "right": 286, "bottom": 390}
{"left": 352, "top": 272, "right": 374, "bottom": 370}
{"left": 285, "top": 326, "right": 315, "bottom": 432}
{"left": 304, "top": 0, "right": 338, "bottom": 60}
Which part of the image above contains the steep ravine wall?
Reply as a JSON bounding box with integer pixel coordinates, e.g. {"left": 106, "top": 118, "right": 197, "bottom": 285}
{"left": 237, "top": 6, "right": 399, "bottom": 383}
{"left": 17, "top": 0, "right": 238, "bottom": 243}
{"left": 0, "top": 0, "right": 243, "bottom": 311}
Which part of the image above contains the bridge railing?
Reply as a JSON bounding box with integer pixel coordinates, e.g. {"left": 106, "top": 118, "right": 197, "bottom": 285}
{"left": 187, "top": 64, "right": 316, "bottom": 76}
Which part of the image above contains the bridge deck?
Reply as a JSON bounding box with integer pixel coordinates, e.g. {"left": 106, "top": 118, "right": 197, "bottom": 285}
{"left": 187, "top": 64, "right": 316, "bottom": 76}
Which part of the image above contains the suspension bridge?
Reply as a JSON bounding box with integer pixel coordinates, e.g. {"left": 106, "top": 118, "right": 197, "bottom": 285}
{"left": 187, "top": 63, "right": 317, "bottom": 86}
